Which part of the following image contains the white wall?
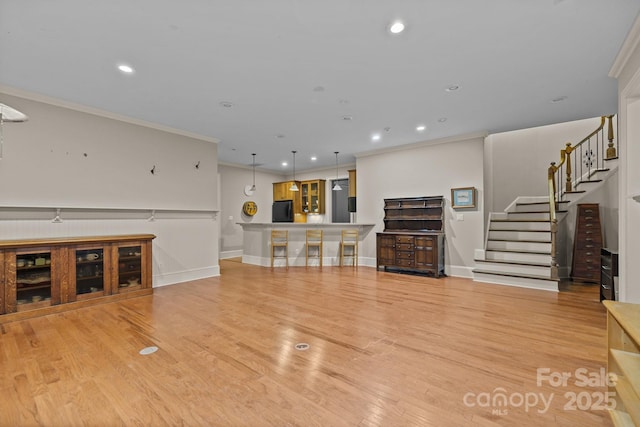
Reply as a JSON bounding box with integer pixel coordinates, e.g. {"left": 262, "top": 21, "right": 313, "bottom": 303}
{"left": 0, "top": 91, "right": 220, "bottom": 285}
{"left": 485, "top": 117, "right": 606, "bottom": 212}
{"left": 356, "top": 133, "right": 485, "bottom": 277}
{"left": 609, "top": 14, "right": 640, "bottom": 302}
{"left": 218, "top": 163, "right": 285, "bottom": 257}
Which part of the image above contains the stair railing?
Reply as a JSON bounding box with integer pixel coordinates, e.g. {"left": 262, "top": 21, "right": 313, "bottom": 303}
{"left": 547, "top": 115, "right": 616, "bottom": 280}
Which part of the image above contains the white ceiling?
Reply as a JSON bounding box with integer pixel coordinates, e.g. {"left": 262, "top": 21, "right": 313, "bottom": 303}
{"left": 1, "top": 0, "right": 638, "bottom": 172}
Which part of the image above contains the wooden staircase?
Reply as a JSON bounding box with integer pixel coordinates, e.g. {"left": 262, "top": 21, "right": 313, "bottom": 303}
{"left": 473, "top": 158, "right": 618, "bottom": 292}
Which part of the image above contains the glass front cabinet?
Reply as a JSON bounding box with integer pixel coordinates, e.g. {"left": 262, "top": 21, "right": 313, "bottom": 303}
{"left": 300, "top": 179, "right": 326, "bottom": 214}
{"left": 1, "top": 234, "right": 155, "bottom": 321}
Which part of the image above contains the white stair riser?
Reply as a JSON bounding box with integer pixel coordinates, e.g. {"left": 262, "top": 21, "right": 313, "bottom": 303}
{"left": 507, "top": 212, "right": 550, "bottom": 221}
{"left": 487, "top": 240, "right": 551, "bottom": 252}
{"left": 485, "top": 251, "right": 552, "bottom": 264}
{"left": 488, "top": 230, "right": 551, "bottom": 242}
{"left": 474, "top": 261, "right": 552, "bottom": 277}
{"left": 490, "top": 221, "right": 551, "bottom": 231}
{"left": 473, "top": 272, "right": 558, "bottom": 292}
{"left": 514, "top": 204, "right": 549, "bottom": 213}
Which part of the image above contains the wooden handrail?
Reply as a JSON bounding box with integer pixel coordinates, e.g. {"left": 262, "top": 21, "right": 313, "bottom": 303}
{"left": 546, "top": 115, "right": 615, "bottom": 280}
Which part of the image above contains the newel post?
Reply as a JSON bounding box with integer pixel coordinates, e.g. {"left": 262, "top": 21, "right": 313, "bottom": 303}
{"left": 606, "top": 115, "right": 617, "bottom": 159}
{"left": 564, "top": 143, "right": 573, "bottom": 193}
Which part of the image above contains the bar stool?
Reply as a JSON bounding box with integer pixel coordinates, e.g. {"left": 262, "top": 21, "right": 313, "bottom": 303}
{"left": 340, "top": 229, "right": 358, "bottom": 267}
{"left": 305, "top": 229, "right": 323, "bottom": 267}
{"left": 271, "top": 230, "right": 289, "bottom": 268}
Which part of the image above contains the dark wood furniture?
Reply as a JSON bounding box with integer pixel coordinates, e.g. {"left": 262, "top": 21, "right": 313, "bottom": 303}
{"left": 0, "top": 234, "right": 154, "bottom": 323}
{"left": 600, "top": 248, "right": 618, "bottom": 301}
{"left": 376, "top": 196, "right": 445, "bottom": 277}
{"left": 571, "top": 203, "right": 602, "bottom": 283}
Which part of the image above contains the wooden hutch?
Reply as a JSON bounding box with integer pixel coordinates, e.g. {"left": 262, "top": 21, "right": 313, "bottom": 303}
{"left": 376, "top": 196, "right": 445, "bottom": 277}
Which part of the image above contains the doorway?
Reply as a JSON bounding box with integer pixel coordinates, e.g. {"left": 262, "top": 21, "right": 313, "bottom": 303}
{"left": 332, "top": 179, "right": 350, "bottom": 223}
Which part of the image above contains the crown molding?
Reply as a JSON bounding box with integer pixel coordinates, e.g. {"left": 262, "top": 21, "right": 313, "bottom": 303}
{"left": 0, "top": 84, "right": 220, "bottom": 144}
{"left": 355, "top": 131, "right": 488, "bottom": 159}
{"left": 610, "top": 14, "right": 640, "bottom": 78}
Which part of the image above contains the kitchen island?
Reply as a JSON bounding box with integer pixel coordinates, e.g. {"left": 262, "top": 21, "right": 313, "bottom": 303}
{"left": 237, "top": 222, "right": 375, "bottom": 267}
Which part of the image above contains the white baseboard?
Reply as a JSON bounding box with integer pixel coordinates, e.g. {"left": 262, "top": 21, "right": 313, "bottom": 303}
{"left": 153, "top": 265, "right": 220, "bottom": 287}
{"left": 220, "top": 250, "right": 243, "bottom": 260}
{"left": 446, "top": 265, "right": 474, "bottom": 278}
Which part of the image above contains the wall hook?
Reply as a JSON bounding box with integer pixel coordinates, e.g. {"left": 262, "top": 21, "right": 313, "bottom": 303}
{"left": 195, "top": 161, "right": 200, "bottom": 169}
{"left": 150, "top": 165, "right": 156, "bottom": 175}
{"left": 52, "top": 208, "right": 63, "bottom": 223}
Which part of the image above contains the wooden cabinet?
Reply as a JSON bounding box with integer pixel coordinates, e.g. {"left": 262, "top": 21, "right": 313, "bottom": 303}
{"left": 1, "top": 234, "right": 154, "bottom": 323}
{"left": 571, "top": 203, "right": 603, "bottom": 282}
{"left": 376, "top": 196, "right": 445, "bottom": 277}
{"left": 603, "top": 301, "right": 640, "bottom": 426}
{"left": 273, "top": 180, "right": 305, "bottom": 222}
{"left": 601, "top": 248, "right": 619, "bottom": 301}
{"left": 273, "top": 181, "right": 301, "bottom": 202}
{"left": 301, "top": 179, "right": 325, "bottom": 214}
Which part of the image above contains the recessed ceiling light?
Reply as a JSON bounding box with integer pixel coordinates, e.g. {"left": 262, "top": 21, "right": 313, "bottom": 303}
{"left": 389, "top": 21, "right": 405, "bottom": 34}
{"left": 282, "top": 161, "right": 288, "bottom": 167}
{"left": 372, "top": 133, "right": 381, "bottom": 141}
{"left": 416, "top": 125, "right": 426, "bottom": 131}
{"left": 310, "top": 156, "right": 317, "bottom": 161}
{"left": 117, "top": 64, "right": 134, "bottom": 74}
{"left": 445, "top": 85, "right": 460, "bottom": 92}
{"left": 438, "top": 117, "right": 448, "bottom": 123}
{"left": 342, "top": 115, "right": 353, "bottom": 121}
{"left": 219, "top": 101, "right": 234, "bottom": 108}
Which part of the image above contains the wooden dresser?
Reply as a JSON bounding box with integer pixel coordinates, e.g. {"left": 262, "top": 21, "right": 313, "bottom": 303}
{"left": 376, "top": 196, "right": 445, "bottom": 277}
{"left": 571, "top": 203, "right": 602, "bottom": 282}
{"left": 603, "top": 301, "right": 640, "bottom": 426}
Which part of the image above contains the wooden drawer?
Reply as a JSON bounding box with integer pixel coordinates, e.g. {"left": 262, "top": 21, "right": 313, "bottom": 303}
{"left": 396, "top": 251, "right": 414, "bottom": 260}
{"left": 395, "top": 258, "right": 415, "bottom": 267}
{"left": 396, "top": 243, "right": 413, "bottom": 251}
{"left": 395, "top": 236, "right": 414, "bottom": 244}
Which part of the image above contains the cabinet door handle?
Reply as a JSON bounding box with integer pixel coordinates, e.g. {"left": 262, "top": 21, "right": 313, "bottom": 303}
{"left": 585, "top": 209, "right": 593, "bottom": 213}
{"left": 602, "top": 265, "right": 611, "bottom": 271}
{"left": 602, "top": 285, "right": 610, "bottom": 290}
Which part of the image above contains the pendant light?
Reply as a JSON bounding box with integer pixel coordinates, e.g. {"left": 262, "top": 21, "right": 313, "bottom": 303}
{"left": 332, "top": 151, "right": 342, "bottom": 191}
{"left": 250, "top": 153, "right": 257, "bottom": 191}
{"left": 290, "top": 150, "right": 299, "bottom": 191}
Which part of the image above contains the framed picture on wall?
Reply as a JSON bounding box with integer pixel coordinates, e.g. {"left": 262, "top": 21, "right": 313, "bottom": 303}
{"left": 451, "top": 187, "right": 476, "bottom": 209}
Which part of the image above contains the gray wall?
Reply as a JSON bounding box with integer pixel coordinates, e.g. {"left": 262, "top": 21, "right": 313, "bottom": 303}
{"left": 356, "top": 134, "right": 486, "bottom": 277}
{"left": 0, "top": 91, "right": 220, "bottom": 285}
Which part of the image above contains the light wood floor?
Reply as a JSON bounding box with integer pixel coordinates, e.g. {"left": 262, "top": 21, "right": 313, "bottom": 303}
{"left": 0, "top": 259, "right": 612, "bottom": 426}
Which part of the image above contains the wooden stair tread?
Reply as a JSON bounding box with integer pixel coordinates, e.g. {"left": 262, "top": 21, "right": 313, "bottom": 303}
{"left": 473, "top": 269, "right": 558, "bottom": 282}
{"left": 576, "top": 179, "right": 603, "bottom": 184}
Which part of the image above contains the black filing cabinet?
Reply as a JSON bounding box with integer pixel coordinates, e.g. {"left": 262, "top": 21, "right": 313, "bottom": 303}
{"left": 600, "top": 248, "right": 618, "bottom": 301}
